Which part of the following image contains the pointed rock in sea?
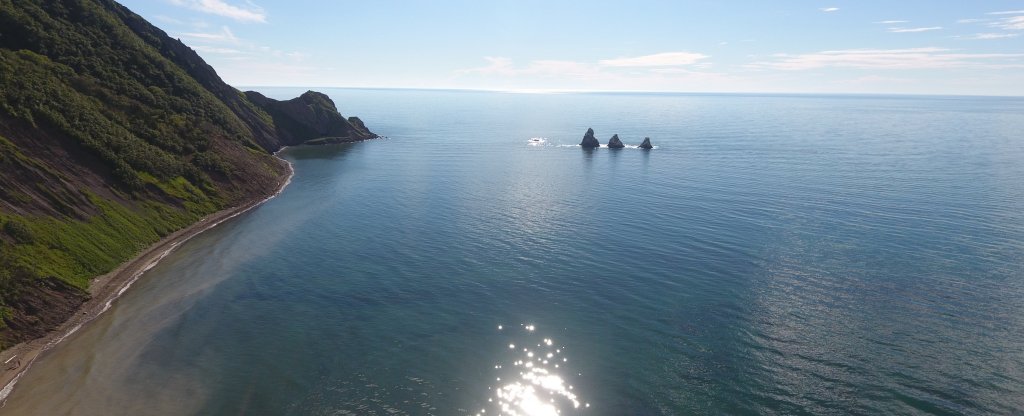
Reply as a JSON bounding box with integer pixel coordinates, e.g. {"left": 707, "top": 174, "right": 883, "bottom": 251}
{"left": 607, "top": 134, "right": 625, "bottom": 148}
{"left": 639, "top": 137, "right": 653, "bottom": 149}
{"left": 580, "top": 128, "right": 600, "bottom": 148}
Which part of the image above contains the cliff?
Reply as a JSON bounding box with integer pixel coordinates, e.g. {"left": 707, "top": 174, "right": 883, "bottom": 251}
{"left": 0, "top": 0, "right": 374, "bottom": 348}
{"left": 246, "top": 90, "right": 377, "bottom": 145}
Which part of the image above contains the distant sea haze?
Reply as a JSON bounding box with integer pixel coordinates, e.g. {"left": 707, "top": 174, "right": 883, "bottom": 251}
{"left": 4, "top": 90, "right": 1023, "bottom": 415}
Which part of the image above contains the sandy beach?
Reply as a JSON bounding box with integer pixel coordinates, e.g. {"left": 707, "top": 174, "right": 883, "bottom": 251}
{"left": 0, "top": 157, "right": 294, "bottom": 403}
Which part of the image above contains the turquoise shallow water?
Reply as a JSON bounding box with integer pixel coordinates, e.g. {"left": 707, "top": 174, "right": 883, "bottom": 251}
{"left": 3, "top": 90, "right": 1024, "bottom": 415}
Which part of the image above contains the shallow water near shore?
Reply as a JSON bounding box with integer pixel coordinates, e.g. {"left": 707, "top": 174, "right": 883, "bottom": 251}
{"left": 3, "top": 90, "right": 1024, "bottom": 415}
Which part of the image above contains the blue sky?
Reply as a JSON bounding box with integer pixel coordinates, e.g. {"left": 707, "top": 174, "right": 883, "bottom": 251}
{"left": 119, "top": 0, "right": 1024, "bottom": 95}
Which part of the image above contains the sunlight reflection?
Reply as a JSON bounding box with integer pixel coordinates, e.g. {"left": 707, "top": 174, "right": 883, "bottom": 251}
{"left": 478, "top": 324, "right": 589, "bottom": 416}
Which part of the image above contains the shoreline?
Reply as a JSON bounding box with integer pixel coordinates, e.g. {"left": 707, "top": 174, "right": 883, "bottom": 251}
{"left": 0, "top": 153, "right": 295, "bottom": 403}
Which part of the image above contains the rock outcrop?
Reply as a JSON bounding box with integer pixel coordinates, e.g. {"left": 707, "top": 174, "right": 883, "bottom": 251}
{"left": 580, "top": 128, "right": 600, "bottom": 148}
{"left": 245, "top": 91, "right": 377, "bottom": 146}
{"left": 608, "top": 134, "right": 625, "bottom": 148}
{"left": 639, "top": 137, "right": 653, "bottom": 149}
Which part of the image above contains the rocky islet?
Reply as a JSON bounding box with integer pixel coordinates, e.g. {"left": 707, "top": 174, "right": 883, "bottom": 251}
{"left": 578, "top": 128, "right": 653, "bottom": 149}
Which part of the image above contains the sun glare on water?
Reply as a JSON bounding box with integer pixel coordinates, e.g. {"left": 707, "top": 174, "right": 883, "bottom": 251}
{"left": 478, "top": 324, "right": 589, "bottom": 416}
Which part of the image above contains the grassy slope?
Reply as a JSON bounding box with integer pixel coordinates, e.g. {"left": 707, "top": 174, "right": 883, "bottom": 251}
{"left": 0, "top": 0, "right": 289, "bottom": 347}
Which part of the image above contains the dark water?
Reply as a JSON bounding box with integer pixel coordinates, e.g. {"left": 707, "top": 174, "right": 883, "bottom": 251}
{"left": 4, "top": 90, "right": 1024, "bottom": 415}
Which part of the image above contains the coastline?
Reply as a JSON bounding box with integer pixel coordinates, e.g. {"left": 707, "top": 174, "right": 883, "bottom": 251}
{"left": 0, "top": 152, "right": 295, "bottom": 403}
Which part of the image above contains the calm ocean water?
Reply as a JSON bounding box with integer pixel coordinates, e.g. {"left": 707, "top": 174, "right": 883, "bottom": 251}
{"left": 3, "top": 90, "right": 1024, "bottom": 415}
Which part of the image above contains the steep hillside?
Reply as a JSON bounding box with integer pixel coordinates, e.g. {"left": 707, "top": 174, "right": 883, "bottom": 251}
{"left": 0, "top": 0, "right": 374, "bottom": 348}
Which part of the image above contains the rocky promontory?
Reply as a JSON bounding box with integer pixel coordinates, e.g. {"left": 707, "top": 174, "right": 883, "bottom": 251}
{"left": 245, "top": 90, "right": 377, "bottom": 146}
{"left": 639, "top": 137, "right": 653, "bottom": 149}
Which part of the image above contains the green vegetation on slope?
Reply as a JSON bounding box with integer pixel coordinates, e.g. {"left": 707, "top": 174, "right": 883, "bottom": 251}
{"left": 0, "top": 0, "right": 277, "bottom": 188}
{"left": 0, "top": 0, "right": 341, "bottom": 347}
{"left": 0, "top": 195, "right": 200, "bottom": 290}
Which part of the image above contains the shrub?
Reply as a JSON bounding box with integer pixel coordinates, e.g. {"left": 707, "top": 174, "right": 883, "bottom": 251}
{"left": 3, "top": 219, "right": 34, "bottom": 244}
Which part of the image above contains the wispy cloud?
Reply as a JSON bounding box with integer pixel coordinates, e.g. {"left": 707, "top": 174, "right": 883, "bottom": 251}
{"left": 169, "top": 0, "right": 266, "bottom": 23}
{"left": 453, "top": 56, "right": 742, "bottom": 93}
{"left": 192, "top": 45, "right": 246, "bottom": 54}
{"left": 960, "top": 33, "right": 1020, "bottom": 40}
{"left": 456, "top": 57, "right": 601, "bottom": 78}
{"left": 455, "top": 57, "right": 511, "bottom": 76}
{"left": 456, "top": 54, "right": 719, "bottom": 83}
{"left": 889, "top": 26, "right": 942, "bottom": 33}
{"left": 820, "top": 7, "right": 839, "bottom": 12}
{"left": 748, "top": 47, "right": 1024, "bottom": 70}
{"left": 874, "top": 20, "right": 908, "bottom": 24}
{"left": 956, "top": 18, "right": 987, "bottom": 24}
{"left": 153, "top": 15, "right": 184, "bottom": 25}
{"left": 990, "top": 15, "right": 1024, "bottom": 30}
{"left": 178, "top": 25, "right": 309, "bottom": 63}
{"left": 599, "top": 52, "right": 708, "bottom": 67}
{"left": 987, "top": 10, "right": 1024, "bottom": 15}
{"left": 181, "top": 26, "right": 238, "bottom": 43}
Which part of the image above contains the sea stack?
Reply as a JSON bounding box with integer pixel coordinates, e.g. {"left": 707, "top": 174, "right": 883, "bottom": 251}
{"left": 608, "top": 134, "right": 625, "bottom": 148}
{"left": 580, "top": 128, "right": 600, "bottom": 148}
{"left": 639, "top": 137, "right": 653, "bottom": 149}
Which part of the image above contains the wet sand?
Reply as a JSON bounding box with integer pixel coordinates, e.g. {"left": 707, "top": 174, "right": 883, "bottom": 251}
{"left": 0, "top": 158, "right": 294, "bottom": 403}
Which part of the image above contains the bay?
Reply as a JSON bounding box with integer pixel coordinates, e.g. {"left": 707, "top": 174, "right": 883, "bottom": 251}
{"left": 4, "top": 90, "right": 1024, "bottom": 415}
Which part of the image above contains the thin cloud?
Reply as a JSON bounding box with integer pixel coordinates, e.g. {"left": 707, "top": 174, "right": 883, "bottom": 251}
{"left": 962, "top": 33, "right": 1020, "bottom": 40}
{"left": 456, "top": 57, "right": 601, "bottom": 78}
{"left": 889, "top": 26, "right": 942, "bottom": 33}
{"left": 820, "top": 7, "right": 839, "bottom": 12}
{"left": 192, "top": 45, "right": 246, "bottom": 54}
{"left": 990, "top": 15, "right": 1024, "bottom": 30}
{"left": 957, "top": 19, "right": 987, "bottom": 24}
{"left": 599, "top": 52, "right": 709, "bottom": 67}
{"left": 874, "top": 20, "right": 908, "bottom": 24}
{"left": 180, "top": 26, "right": 238, "bottom": 43}
{"left": 837, "top": 75, "right": 910, "bottom": 84}
{"left": 453, "top": 56, "right": 741, "bottom": 93}
{"left": 178, "top": 28, "right": 302, "bottom": 60}
{"left": 169, "top": 0, "right": 266, "bottom": 23}
{"left": 154, "top": 15, "right": 184, "bottom": 25}
{"left": 987, "top": 10, "right": 1024, "bottom": 15}
{"left": 455, "top": 54, "right": 719, "bottom": 87}
{"left": 455, "top": 57, "right": 513, "bottom": 76}
{"left": 749, "top": 47, "right": 1024, "bottom": 70}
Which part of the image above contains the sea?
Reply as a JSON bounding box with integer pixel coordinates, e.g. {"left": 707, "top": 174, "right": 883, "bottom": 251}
{"left": 2, "top": 90, "right": 1023, "bottom": 415}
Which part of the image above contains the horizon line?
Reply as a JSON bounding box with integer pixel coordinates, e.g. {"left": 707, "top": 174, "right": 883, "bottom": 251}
{"left": 232, "top": 85, "right": 1024, "bottom": 99}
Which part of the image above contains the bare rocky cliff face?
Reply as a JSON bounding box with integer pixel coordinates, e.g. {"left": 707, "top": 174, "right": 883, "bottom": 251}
{"left": 0, "top": 0, "right": 376, "bottom": 347}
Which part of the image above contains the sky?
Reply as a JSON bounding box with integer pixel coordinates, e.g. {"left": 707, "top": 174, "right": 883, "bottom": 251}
{"left": 118, "top": 0, "right": 1024, "bottom": 95}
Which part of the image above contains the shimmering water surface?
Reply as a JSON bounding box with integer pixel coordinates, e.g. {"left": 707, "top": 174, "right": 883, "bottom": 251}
{"left": 4, "top": 90, "right": 1024, "bottom": 415}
